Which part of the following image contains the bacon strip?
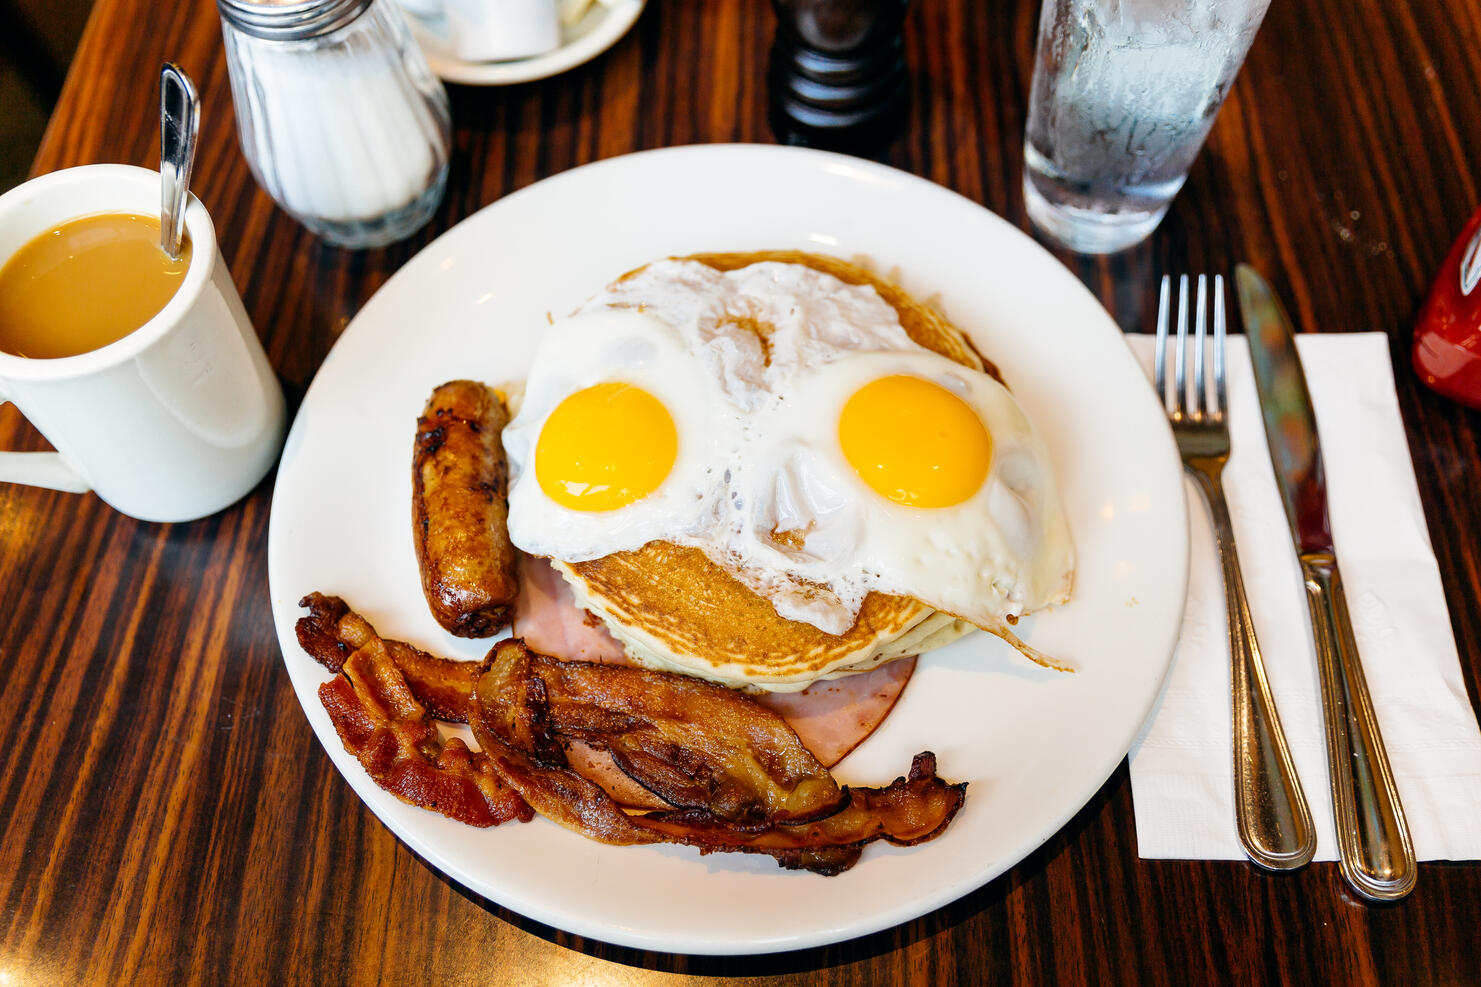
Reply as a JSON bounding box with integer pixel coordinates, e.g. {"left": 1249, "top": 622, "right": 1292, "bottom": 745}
{"left": 477, "top": 639, "right": 846, "bottom": 825}
{"left": 296, "top": 597, "right": 966, "bottom": 873}
{"left": 633, "top": 752, "right": 963, "bottom": 873}
{"left": 299, "top": 593, "right": 849, "bottom": 824}
{"left": 468, "top": 639, "right": 967, "bottom": 874}
{"left": 316, "top": 637, "right": 532, "bottom": 827}
{"left": 538, "top": 652, "right": 847, "bottom": 824}
{"left": 299, "top": 593, "right": 476, "bottom": 722}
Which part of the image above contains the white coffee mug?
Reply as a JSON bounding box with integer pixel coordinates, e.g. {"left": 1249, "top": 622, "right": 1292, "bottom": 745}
{"left": 0, "top": 164, "right": 287, "bottom": 523}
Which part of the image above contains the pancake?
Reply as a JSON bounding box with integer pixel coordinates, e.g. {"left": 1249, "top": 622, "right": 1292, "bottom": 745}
{"left": 553, "top": 251, "right": 987, "bottom": 692}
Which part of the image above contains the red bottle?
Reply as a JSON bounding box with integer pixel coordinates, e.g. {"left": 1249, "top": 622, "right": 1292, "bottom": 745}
{"left": 1414, "top": 206, "right": 1481, "bottom": 410}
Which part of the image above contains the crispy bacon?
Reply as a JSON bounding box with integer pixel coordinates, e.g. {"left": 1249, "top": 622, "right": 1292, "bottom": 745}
{"left": 468, "top": 638, "right": 967, "bottom": 874}
{"left": 475, "top": 639, "right": 847, "bottom": 825}
{"left": 534, "top": 651, "right": 847, "bottom": 824}
{"left": 298, "top": 593, "right": 476, "bottom": 722}
{"left": 634, "top": 752, "right": 963, "bottom": 874}
{"left": 299, "top": 594, "right": 847, "bottom": 824}
{"left": 314, "top": 635, "right": 531, "bottom": 827}
{"left": 297, "top": 597, "right": 966, "bottom": 873}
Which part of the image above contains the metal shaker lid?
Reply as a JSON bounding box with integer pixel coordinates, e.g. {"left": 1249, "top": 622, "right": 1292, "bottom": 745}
{"left": 217, "top": 0, "right": 373, "bottom": 40}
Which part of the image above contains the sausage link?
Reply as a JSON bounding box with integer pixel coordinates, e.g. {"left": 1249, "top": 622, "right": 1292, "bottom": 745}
{"left": 412, "top": 380, "right": 517, "bottom": 637}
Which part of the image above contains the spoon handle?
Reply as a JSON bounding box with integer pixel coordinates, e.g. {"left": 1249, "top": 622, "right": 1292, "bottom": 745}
{"left": 160, "top": 63, "right": 200, "bottom": 260}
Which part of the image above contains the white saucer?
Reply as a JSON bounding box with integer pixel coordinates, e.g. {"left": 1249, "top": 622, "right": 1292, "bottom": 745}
{"left": 404, "top": 0, "right": 645, "bottom": 85}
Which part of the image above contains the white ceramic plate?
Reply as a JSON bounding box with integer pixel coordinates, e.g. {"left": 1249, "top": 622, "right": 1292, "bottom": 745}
{"left": 405, "top": 0, "right": 644, "bottom": 85}
{"left": 267, "top": 144, "right": 1189, "bottom": 956}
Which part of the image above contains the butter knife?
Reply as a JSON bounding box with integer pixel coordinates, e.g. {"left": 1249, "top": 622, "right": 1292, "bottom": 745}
{"left": 1236, "top": 264, "right": 1418, "bottom": 901}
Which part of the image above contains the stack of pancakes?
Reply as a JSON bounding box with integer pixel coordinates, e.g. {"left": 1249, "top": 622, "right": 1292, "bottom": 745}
{"left": 551, "top": 251, "right": 998, "bottom": 693}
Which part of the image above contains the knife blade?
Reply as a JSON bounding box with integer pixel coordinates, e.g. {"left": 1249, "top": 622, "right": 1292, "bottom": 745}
{"left": 1235, "top": 264, "right": 1417, "bottom": 901}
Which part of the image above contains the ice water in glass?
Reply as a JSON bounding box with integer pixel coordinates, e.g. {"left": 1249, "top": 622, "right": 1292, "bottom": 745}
{"left": 1023, "top": 0, "right": 1271, "bottom": 254}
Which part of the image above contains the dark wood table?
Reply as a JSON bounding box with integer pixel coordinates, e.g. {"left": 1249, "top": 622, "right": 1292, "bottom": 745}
{"left": 4, "top": 0, "right": 1479, "bottom": 982}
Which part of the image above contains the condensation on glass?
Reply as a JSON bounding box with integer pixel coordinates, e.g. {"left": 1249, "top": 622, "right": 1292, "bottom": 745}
{"left": 1023, "top": 0, "right": 1271, "bottom": 254}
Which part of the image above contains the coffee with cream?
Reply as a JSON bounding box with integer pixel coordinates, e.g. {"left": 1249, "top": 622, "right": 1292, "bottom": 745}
{"left": 0, "top": 212, "right": 191, "bottom": 359}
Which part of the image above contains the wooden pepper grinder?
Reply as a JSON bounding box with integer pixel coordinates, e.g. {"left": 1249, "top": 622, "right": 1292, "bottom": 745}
{"left": 768, "top": 0, "right": 910, "bottom": 151}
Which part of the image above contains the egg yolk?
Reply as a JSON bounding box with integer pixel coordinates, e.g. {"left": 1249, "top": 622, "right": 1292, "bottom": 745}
{"left": 838, "top": 375, "right": 992, "bottom": 508}
{"left": 536, "top": 382, "right": 678, "bottom": 511}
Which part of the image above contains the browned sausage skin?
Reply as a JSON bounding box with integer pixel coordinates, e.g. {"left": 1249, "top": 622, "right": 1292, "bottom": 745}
{"left": 412, "top": 380, "right": 517, "bottom": 637}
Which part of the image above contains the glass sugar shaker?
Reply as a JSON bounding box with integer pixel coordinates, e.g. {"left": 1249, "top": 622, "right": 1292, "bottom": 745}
{"left": 218, "top": 0, "right": 451, "bottom": 249}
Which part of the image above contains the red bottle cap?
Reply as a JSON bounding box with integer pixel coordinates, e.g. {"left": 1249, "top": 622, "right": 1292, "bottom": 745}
{"left": 1413, "top": 206, "right": 1481, "bottom": 410}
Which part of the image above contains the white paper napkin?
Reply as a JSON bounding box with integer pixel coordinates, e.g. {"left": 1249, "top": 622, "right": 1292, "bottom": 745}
{"left": 1126, "top": 332, "right": 1481, "bottom": 861}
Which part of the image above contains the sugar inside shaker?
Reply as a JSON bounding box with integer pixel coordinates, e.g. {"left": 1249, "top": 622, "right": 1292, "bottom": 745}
{"left": 218, "top": 0, "right": 452, "bottom": 249}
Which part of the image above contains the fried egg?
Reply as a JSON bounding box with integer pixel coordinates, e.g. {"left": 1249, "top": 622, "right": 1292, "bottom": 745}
{"left": 726, "top": 349, "right": 1075, "bottom": 634}
{"left": 503, "top": 259, "right": 1074, "bottom": 640}
{"left": 502, "top": 308, "right": 733, "bottom": 559}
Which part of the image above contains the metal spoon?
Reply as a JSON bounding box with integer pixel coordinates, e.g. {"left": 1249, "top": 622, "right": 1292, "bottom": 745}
{"left": 159, "top": 63, "right": 200, "bottom": 260}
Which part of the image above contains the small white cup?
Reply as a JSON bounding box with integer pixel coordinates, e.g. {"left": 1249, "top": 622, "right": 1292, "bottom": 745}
{"left": 438, "top": 0, "right": 562, "bottom": 62}
{"left": 0, "top": 164, "right": 287, "bottom": 523}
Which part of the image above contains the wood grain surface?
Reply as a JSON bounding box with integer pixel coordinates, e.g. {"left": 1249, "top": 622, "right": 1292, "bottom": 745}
{"left": 3, "top": 0, "right": 1480, "bottom": 982}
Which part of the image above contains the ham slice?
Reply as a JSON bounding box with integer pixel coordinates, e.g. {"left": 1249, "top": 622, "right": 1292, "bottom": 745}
{"left": 513, "top": 552, "right": 628, "bottom": 663}
{"left": 512, "top": 553, "right": 914, "bottom": 772}
{"left": 753, "top": 659, "right": 915, "bottom": 768}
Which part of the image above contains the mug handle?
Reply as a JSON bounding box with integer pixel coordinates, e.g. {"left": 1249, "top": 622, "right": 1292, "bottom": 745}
{"left": 0, "top": 383, "right": 92, "bottom": 494}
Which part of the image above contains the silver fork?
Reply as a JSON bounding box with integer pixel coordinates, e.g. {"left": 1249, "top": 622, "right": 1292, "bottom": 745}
{"left": 1156, "top": 274, "right": 1316, "bottom": 871}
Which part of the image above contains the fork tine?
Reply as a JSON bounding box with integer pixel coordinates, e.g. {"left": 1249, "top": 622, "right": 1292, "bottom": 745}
{"left": 1193, "top": 274, "right": 1208, "bottom": 419}
{"left": 1213, "top": 274, "right": 1227, "bottom": 419}
{"left": 1173, "top": 275, "right": 1189, "bottom": 416}
{"left": 1155, "top": 275, "right": 1170, "bottom": 408}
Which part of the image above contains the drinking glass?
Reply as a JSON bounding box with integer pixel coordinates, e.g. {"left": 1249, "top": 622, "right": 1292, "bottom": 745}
{"left": 1023, "top": 0, "right": 1271, "bottom": 254}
